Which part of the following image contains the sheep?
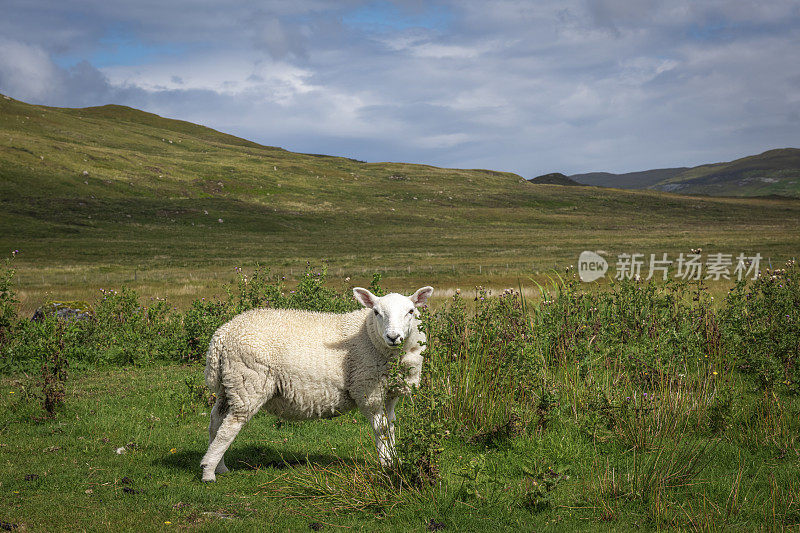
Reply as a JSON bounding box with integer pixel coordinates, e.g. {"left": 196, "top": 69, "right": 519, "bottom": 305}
{"left": 200, "top": 285, "right": 434, "bottom": 482}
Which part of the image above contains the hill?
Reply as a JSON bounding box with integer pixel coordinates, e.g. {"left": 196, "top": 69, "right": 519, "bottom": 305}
{"left": 571, "top": 167, "right": 688, "bottom": 189}
{"left": 570, "top": 149, "right": 800, "bottom": 197}
{"left": 652, "top": 148, "right": 800, "bottom": 197}
{"left": 1, "top": 93, "right": 799, "bottom": 310}
{"left": 527, "top": 173, "right": 582, "bottom": 186}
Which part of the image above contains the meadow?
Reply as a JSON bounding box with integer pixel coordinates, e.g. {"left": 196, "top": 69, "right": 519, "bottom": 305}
{"left": 2, "top": 94, "right": 800, "bottom": 314}
{"left": 2, "top": 94, "right": 800, "bottom": 531}
{"left": 1, "top": 260, "right": 799, "bottom": 532}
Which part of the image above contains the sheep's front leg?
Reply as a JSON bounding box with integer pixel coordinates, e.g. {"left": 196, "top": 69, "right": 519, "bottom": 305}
{"left": 385, "top": 396, "right": 399, "bottom": 457}
{"left": 369, "top": 410, "right": 392, "bottom": 467}
{"left": 368, "top": 396, "right": 400, "bottom": 467}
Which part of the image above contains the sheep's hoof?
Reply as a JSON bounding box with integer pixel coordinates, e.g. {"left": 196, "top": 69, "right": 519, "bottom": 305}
{"left": 201, "top": 468, "right": 217, "bottom": 482}
{"left": 215, "top": 464, "right": 229, "bottom": 474}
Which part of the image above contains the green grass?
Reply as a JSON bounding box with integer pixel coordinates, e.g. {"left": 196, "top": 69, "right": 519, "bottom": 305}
{"left": 2, "top": 264, "right": 800, "bottom": 532}
{"left": 1, "top": 364, "right": 798, "bottom": 531}
{"left": 0, "top": 365, "right": 592, "bottom": 532}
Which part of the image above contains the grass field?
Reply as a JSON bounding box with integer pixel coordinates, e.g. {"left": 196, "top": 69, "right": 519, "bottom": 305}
{"left": 1, "top": 267, "right": 799, "bottom": 532}
{"left": 1, "top": 94, "right": 799, "bottom": 531}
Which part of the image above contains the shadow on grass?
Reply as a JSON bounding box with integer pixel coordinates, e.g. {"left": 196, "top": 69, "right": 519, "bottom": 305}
{"left": 159, "top": 445, "right": 355, "bottom": 477}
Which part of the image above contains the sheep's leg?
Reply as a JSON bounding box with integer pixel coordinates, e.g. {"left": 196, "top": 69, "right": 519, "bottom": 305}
{"left": 208, "top": 396, "right": 230, "bottom": 474}
{"left": 367, "top": 396, "right": 400, "bottom": 468}
{"left": 368, "top": 409, "right": 392, "bottom": 467}
{"left": 201, "top": 410, "right": 252, "bottom": 482}
{"left": 384, "top": 396, "right": 400, "bottom": 460}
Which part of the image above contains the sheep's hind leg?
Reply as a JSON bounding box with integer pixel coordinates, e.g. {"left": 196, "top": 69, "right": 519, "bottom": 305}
{"left": 201, "top": 409, "right": 253, "bottom": 482}
{"left": 208, "top": 396, "right": 230, "bottom": 475}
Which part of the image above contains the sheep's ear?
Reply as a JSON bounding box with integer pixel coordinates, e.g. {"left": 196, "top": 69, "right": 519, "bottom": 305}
{"left": 410, "top": 286, "right": 434, "bottom": 307}
{"left": 353, "top": 287, "right": 378, "bottom": 308}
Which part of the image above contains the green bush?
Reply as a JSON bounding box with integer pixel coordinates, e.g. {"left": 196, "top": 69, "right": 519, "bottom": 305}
{"left": 422, "top": 288, "right": 539, "bottom": 433}
{"left": 721, "top": 260, "right": 800, "bottom": 392}
{"left": 0, "top": 315, "right": 91, "bottom": 373}
{"left": 181, "top": 298, "right": 236, "bottom": 362}
{"left": 91, "top": 288, "right": 183, "bottom": 365}
{"left": 532, "top": 276, "right": 717, "bottom": 385}
{"left": 0, "top": 254, "right": 18, "bottom": 346}
{"left": 1, "top": 264, "right": 363, "bottom": 371}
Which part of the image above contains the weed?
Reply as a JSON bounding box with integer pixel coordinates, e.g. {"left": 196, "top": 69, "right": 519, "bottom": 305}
{"left": 39, "top": 321, "right": 68, "bottom": 416}
{"left": 721, "top": 259, "right": 800, "bottom": 392}
{"left": 0, "top": 253, "right": 18, "bottom": 346}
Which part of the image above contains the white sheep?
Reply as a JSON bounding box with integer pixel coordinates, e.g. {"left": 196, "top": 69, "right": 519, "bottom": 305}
{"left": 200, "top": 285, "right": 434, "bottom": 482}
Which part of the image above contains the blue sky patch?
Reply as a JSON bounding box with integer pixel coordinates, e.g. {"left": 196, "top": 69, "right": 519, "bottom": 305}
{"left": 54, "top": 31, "right": 185, "bottom": 69}
{"left": 342, "top": 1, "right": 452, "bottom": 32}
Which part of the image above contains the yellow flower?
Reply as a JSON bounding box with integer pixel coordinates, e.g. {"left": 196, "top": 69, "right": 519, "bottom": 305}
{"left": 164, "top": 521, "right": 172, "bottom": 525}
{"left": 8, "top": 391, "right": 14, "bottom": 394}
{"left": 712, "top": 371, "right": 718, "bottom": 376}
{"left": 169, "top": 448, "right": 177, "bottom": 454}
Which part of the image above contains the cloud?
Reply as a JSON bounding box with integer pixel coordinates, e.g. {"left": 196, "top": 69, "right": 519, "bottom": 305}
{"left": 0, "top": 39, "right": 60, "bottom": 100}
{"left": 0, "top": 1, "right": 798, "bottom": 176}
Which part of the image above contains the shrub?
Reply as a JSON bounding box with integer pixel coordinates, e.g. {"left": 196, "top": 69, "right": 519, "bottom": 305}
{"left": 40, "top": 321, "right": 69, "bottom": 416}
{"left": 422, "top": 288, "right": 539, "bottom": 433}
{"left": 721, "top": 260, "right": 800, "bottom": 392}
{"left": 91, "top": 288, "right": 182, "bottom": 365}
{"left": 181, "top": 298, "right": 235, "bottom": 362}
{"left": 532, "top": 276, "right": 717, "bottom": 387}
{"left": 0, "top": 254, "right": 18, "bottom": 346}
{"left": 393, "top": 378, "right": 447, "bottom": 486}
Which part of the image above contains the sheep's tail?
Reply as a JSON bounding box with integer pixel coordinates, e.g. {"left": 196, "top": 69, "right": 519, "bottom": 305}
{"left": 204, "top": 329, "right": 225, "bottom": 395}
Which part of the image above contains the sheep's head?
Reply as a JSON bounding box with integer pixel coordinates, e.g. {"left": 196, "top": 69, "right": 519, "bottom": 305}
{"left": 353, "top": 286, "right": 434, "bottom": 348}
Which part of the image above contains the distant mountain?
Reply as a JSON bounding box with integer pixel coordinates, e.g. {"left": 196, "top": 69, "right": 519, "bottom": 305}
{"left": 569, "top": 149, "right": 800, "bottom": 197}
{"left": 570, "top": 167, "right": 688, "bottom": 189}
{"left": 528, "top": 172, "right": 582, "bottom": 186}
{"left": 652, "top": 148, "right": 800, "bottom": 197}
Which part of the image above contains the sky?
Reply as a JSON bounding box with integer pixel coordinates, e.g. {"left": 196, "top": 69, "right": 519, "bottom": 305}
{"left": 0, "top": 0, "right": 798, "bottom": 176}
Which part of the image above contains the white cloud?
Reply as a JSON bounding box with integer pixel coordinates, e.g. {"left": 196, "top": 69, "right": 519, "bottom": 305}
{"left": 0, "top": 39, "right": 59, "bottom": 100}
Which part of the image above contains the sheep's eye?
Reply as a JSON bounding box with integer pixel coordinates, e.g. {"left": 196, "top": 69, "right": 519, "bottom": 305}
{"left": 373, "top": 309, "right": 380, "bottom": 316}
{"left": 407, "top": 309, "right": 414, "bottom": 315}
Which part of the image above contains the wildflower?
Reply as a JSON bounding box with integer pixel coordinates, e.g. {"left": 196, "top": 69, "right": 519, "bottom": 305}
{"left": 712, "top": 371, "right": 718, "bottom": 376}
{"left": 169, "top": 448, "right": 177, "bottom": 454}
{"left": 8, "top": 391, "right": 14, "bottom": 394}
{"left": 164, "top": 521, "right": 172, "bottom": 525}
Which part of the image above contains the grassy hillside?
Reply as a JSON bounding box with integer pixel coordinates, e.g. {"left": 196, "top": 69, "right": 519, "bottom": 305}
{"left": 570, "top": 149, "right": 800, "bottom": 197}
{"left": 570, "top": 167, "right": 688, "bottom": 189}
{"left": 653, "top": 148, "right": 800, "bottom": 197}
{"left": 1, "top": 94, "right": 799, "bottom": 312}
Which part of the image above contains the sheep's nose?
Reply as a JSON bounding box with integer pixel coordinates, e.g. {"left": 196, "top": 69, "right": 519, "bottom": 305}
{"left": 386, "top": 333, "right": 402, "bottom": 344}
